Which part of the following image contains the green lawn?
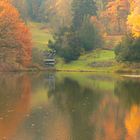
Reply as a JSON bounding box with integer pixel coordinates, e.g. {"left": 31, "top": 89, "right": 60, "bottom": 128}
{"left": 28, "top": 22, "right": 53, "bottom": 50}
{"left": 56, "top": 49, "right": 116, "bottom": 71}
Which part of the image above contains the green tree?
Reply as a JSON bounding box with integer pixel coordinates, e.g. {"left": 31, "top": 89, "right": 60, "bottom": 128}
{"left": 49, "top": 28, "right": 81, "bottom": 62}
{"left": 48, "top": 0, "right": 102, "bottom": 62}
{"left": 78, "top": 17, "right": 102, "bottom": 51}
{"left": 115, "top": 35, "right": 140, "bottom": 62}
{"left": 72, "top": 0, "right": 97, "bottom": 29}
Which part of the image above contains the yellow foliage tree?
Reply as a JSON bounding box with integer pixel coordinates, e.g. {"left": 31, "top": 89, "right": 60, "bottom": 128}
{"left": 127, "top": 0, "right": 140, "bottom": 37}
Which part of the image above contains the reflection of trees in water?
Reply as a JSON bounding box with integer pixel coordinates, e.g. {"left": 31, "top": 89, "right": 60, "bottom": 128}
{"left": 0, "top": 73, "right": 31, "bottom": 139}
{"left": 49, "top": 77, "right": 101, "bottom": 140}
{"left": 125, "top": 105, "right": 140, "bottom": 140}
{"left": 13, "top": 72, "right": 56, "bottom": 140}
{"left": 115, "top": 79, "right": 140, "bottom": 140}
{"left": 9, "top": 74, "right": 140, "bottom": 140}
{"left": 30, "top": 72, "right": 56, "bottom": 94}
{"left": 0, "top": 74, "right": 22, "bottom": 114}
{"left": 20, "top": 107, "right": 48, "bottom": 140}
{"left": 115, "top": 79, "right": 140, "bottom": 108}
{"left": 93, "top": 94, "right": 126, "bottom": 140}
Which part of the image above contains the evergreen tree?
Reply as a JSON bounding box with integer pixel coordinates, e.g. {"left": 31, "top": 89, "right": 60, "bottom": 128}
{"left": 72, "top": 0, "right": 97, "bottom": 29}
{"left": 78, "top": 17, "right": 102, "bottom": 51}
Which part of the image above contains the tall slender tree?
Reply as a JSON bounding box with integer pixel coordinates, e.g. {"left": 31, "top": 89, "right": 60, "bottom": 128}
{"left": 72, "top": 0, "right": 97, "bottom": 29}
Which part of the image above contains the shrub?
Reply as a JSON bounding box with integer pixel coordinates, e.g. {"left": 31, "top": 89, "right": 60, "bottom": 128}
{"left": 115, "top": 35, "right": 140, "bottom": 62}
{"left": 48, "top": 28, "right": 81, "bottom": 62}
{"left": 78, "top": 18, "right": 102, "bottom": 51}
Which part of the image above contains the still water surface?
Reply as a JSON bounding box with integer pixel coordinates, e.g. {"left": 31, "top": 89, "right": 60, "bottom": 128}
{"left": 0, "top": 72, "right": 140, "bottom": 140}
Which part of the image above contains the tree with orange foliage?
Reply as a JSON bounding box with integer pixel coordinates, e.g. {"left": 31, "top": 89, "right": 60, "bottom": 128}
{"left": 100, "top": 0, "right": 129, "bottom": 35}
{"left": 0, "top": 0, "right": 32, "bottom": 67}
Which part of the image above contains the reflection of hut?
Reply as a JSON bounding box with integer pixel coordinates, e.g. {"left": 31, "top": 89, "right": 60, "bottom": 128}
{"left": 45, "top": 73, "right": 55, "bottom": 92}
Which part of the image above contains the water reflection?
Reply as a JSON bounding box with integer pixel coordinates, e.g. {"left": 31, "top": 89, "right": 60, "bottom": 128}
{"left": 49, "top": 78, "right": 101, "bottom": 140}
{"left": 115, "top": 79, "right": 140, "bottom": 140}
{"left": 115, "top": 79, "right": 140, "bottom": 107}
{"left": 0, "top": 73, "right": 31, "bottom": 140}
{"left": 0, "top": 73, "right": 140, "bottom": 140}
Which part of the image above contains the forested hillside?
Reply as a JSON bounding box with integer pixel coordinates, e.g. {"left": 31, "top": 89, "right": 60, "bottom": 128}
{"left": 0, "top": 0, "right": 140, "bottom": 72}
{"left": 11, "top": 0, "right": 131, "bottom": 35}
{"left": 12, "top": 0, "right": 72, "bottom": 30}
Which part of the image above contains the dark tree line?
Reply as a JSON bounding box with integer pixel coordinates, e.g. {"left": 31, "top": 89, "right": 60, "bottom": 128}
{"left": 115, "top": 35, "right": 140, "bottom": 62}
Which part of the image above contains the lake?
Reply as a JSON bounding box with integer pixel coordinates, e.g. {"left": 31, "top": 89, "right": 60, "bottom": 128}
{"left": 0, "top": 72, "right": 140, "bottom": 140}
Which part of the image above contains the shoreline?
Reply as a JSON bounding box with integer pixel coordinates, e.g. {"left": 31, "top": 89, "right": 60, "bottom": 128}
{"left": 1, "top": 69, "right": 140, "bottom": 79}
{"left": 0, "top": 67, "right": 140, "bottom": 74}
{"left": 0, "top": 62, "right": 140, "bottom": 74}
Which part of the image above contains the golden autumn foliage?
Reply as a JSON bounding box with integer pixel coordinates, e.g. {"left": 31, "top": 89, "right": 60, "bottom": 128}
{"left": 100, "top": 0, "right": 129, "bottom": 35}
{"left": 0, "top": 0, "right": 32, "bottom": 67}
{"left": 127, "top": 0, "right": 140, "bottom": 37}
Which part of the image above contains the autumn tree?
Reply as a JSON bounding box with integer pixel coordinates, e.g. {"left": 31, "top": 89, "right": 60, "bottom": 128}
{"left": 127, "top": 0, "right": 140, "bottom": 37}
{"left": 100, "top": 0, "right": 129, "bottom": 35}
{"left": 115, "top": 0, "right": 140, "bottom": 62}
{"left": 45, "top": 0, "right": 72, "bottom": 31}
{"left": 0, "top": 0, "right": 32, "bottom": 67}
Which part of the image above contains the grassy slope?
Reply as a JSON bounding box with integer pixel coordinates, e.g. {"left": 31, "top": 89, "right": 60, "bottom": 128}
{"left": 28, "top": 22, "right": 53, "bottom": 50}
{"left": 56, "top": 49, "right": 116, "bottom": 71}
